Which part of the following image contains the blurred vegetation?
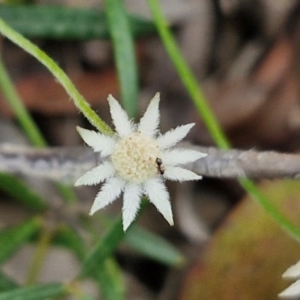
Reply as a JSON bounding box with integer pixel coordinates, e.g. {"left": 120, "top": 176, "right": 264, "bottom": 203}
{"left": 0, "top": 1, "right": 299, "bottom": 299}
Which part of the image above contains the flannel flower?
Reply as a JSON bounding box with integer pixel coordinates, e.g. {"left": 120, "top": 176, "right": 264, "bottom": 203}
{"left": 279, "top": 260, "right": 300, "bottom": 299}
{"left": 75, "top": 93, "right": 207, "bottom": 231}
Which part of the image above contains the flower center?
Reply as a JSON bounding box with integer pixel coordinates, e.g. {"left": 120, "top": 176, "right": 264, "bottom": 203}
{"left": 111, "top": 132, "right": 160, "bottom": 183}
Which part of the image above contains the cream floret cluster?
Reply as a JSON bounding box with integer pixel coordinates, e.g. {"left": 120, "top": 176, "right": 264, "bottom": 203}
{"left": 75, "top": 93, "right": 206, "bottom": 231}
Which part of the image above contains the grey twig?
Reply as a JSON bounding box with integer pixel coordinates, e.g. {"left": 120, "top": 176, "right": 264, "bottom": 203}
{"left": 0, "top": 143, "right": 300, "bottom": 183}
{"left": 193, "top": 146, "right": 300, "bottom": 179}
{"left": 0, "top": 144, "right": 97, "bottom": 183}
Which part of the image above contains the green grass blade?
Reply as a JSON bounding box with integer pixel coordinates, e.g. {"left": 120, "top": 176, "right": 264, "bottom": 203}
{"left": 147, "top": 0, "right": 300, "bottom": 242}
{"left": 0, "top": 283, "right": 67, "bottom": 300}
{"left": 0, "top": 173, "right": 47, "bottom": 211}
{"left": 95, "top": 258, "right": 125, "bottom": 300}
{"left": 76, "top": 296, "right": 96, "bottom": 300}
{"left": 0, "top": 33, "right": 77, "bottom": 204}
{"left": 79, "top": 218, "right": 123, "bottom": 278}
{"left": 0, "top": 58, "right": 46, "bottom": 147}
{"left": 125, "top": 226, "right": 185, "bottom": 266}
{"left": 0, "top": 217, "right": 41, "bottom": 264}
{"left": 56, "top": 224, "right": 125, "bottom": 299}
{"left": 239, "top": 178, "right": 300, "bottom": 242}
{"left": 54, "top": 225, "right": 86, "bottom": 260}
{"left": 57, "top": 224, "right": 124, "bottom": 299}
{"left": 0, "top": 17, "right": 113, "bottom": 135}
{"left": 0, "top": 272, "right": 17, "bottom": 292}
{"left": 104, "top": 0, "right": 138, "bottom": 118}
{"left": 0, "top": 4, "right": 155, "bottom": 40}
{"left": 147, "top": 0, "right": 229, "bottom": 149}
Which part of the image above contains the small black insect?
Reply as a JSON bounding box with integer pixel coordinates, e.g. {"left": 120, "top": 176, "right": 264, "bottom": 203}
{"left": 156, "top": 158, "right": 165, "bottom": 175}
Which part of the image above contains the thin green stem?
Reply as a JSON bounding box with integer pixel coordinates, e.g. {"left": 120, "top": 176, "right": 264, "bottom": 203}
{"left": 25, "top": 226, "right": 58, "bottom": 285}
{"left": 147, "top": 0, "right": 300, "bottom": 242}
{"left": 0, "top": 58, "right": 46, "bottom": 147}
{"left": 239, "top": 178, "right": 300, "bottom": 242}
{"left": 0, "top": 17, "right": 113, "bottom": 136}
{"left": 147, "top": 0, "right": 229, "bottom": 149}
{"left": 0, "top": 48, "right": 77, "bottom": 204}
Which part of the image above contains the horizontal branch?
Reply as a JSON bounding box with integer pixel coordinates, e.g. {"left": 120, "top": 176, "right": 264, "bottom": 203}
{"left": 193, "top": 146, "right": 300, "bottom": 179}
{"left": 0, "top": 144, "right": 299, "bottom": 183}
{"left": 0, "top": 144, "right": 96, "bottom": 183}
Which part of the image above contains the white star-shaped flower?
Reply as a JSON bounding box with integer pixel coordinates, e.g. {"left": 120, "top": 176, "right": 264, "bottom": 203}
{"left": 75, "top": 93, "right": 207, "bottom": 231}
{"left": 279, "top": 260, "right": 300, "bottom": 299}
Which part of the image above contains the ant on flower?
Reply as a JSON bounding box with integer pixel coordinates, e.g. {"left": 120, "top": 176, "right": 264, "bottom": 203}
{"left": 156, "top": 158, "right": 165, "bottom": 175}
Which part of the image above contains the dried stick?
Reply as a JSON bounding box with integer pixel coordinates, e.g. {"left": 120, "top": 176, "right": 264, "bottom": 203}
{"left": 0, "top": 144, "right": 299, "bottom": 183}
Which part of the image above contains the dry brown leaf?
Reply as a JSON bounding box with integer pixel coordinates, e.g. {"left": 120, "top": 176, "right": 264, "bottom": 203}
{"left": 0, "top": 68, "right": 119, "bottom": 116}
{"left": 180, "top": 180, "right": 300, "bottom": 300}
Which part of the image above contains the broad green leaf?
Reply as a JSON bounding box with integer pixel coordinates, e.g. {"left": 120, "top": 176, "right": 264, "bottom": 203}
{"left": 104, "top": 0, "right": 138, "bottom": 118}
{"left": 0, "top": 217, "right": 41, "bottom": 264}
{"left": 125, "top": 226, "right": 185, "bottom": 267}
{"left": 79, "top": 218, "right": 123, "bottom": 278}
{"left": 0, "top": 173, "right": 47, "bottom": 211}
{"left": 0, "top": 282, "right": 66, "bottom": 300}
{"left": 0, "top": 271, "right": 17, "bottom": 292}
{"left": 0, "top": 5, "right": 155, "bottom": 40}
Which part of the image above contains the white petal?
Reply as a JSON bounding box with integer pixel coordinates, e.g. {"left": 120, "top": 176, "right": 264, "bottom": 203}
{"left": 156, "top": 123, "right": 195, "bottom": 150}
{"left": 75, "top": 161, "right": 115, "bottom": 186}
{"left": 163, "top": 166, "right": 202, "bottom": 182}
{"left": 107, "top": 95, "right": 134, "bottom": 137}
{"left": 283, "top": 261, "right": 300, "bottom": 279}
{"left": 76, "top": 126, "right": 116, "bottom": 156}
{"left": 143, "top": 177, "right": 173, "bottom": 225}
{"left": 89, "top": 177, "right": 126, "bottom": 215}
{"left": 279, "top": 280, "right": 300, "bottom": 298}
{"left": 122, "top": 183, "right": 142, "bottom": 231}
{"left": 138, "top": 93, "right": 160, "bottom": 137}
{"left": 161, "top": 149, "right": 207, "bottom": 166}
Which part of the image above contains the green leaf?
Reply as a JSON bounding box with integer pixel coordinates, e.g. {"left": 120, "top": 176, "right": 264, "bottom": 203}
{"left": 0, "top": 58, "right": 47, "bottom": 147}
{"left": 95, "top": 258, "right": 125, "bottom": 300}
{"left": 0, "top": 271, "right": 17, "bottom": 292}
{"left": 104, "top": 0, "right": 138, "bottom": 118}
{"left": 76, "top": 295, "right": 96, "bottom": 300}
{"left": 0, "top": 16, "right": 113, "bottom": 135}
{"left": 0, "top": 217, "right": 41, "bottom": 264}
{"left": 0, "top": 173, "right": 47, "bottom": 211}
{"left": 0, "top": 283, "right": 67, "bottom": 300}
{"left": 55, "top": 223, "right": 125, "bottom": 299}
{"left": 125, "top": 226, "right": 185, "bottom": 266}
{"left": 54, "top": 225, "right": 86, "bottom": 260}
{"left": 0, "top": 4, "right": 155, "bottom": 40}
{"left": 147, "top": 0, "right": 229, "bottom": 149}
{"left": 79, "top": 218, "right": 124, "bottom": 278}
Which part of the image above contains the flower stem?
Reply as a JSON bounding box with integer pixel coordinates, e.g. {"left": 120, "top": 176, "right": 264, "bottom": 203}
{"left": 0, "top": 17, "right": 113, "bottom": 136}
